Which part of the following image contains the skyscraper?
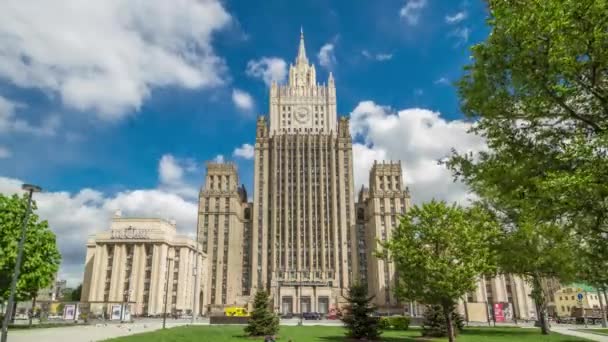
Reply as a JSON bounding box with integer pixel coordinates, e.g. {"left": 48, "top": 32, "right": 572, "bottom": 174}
{"left": 251, "top": 29, "right": 356, "bottom": 314}
{"left": 195, "top": 30, "right": 541, "bottom": 321}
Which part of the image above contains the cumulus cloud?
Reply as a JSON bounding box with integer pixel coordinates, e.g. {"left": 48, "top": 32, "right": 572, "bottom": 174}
{"left": 246, "top": 57, "right": 288, "bottom": 86}
{"left": 213, "top": 155, "right": 225, "bottom": 163}
{"left": 158, "top": 154, "right": 198, "bottom": 199}
{"left": 0, "top": 96, "right": 59, "bottom": 136}
{"left": 445, "top": 11, "right": 467, "bottom": 24}
{"left": 0, "top": 146, "right": 10, "bottom": 158}
{"left": 318, "top": 43, "right": 336, "bottom": 69}
{"left": 361, "top": 50, "right": 393, "bottom": 62}
{"left": 400, "top": 0, "right": 427, "bottom": 26}
{"left": 0, "top": 0, "right": 231, "bottom": 120}
{"left": 350, "top": 101, "right": 486, "bottom": 205}
{"left": 233, "top": 143, "right": 254, "bottom": 159}
{"left": 232, "top": 89, "right": 254, "bottom": 111}
{"left": 0, "top": 175, "right": 198, "bottom": 287}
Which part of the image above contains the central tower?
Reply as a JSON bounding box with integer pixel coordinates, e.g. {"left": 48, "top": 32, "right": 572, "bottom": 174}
{"left": 252, "top": 30, "right": 356, "bottom": 315}
{"left": 269, "top": 29, "right": 337, "bottom": 135}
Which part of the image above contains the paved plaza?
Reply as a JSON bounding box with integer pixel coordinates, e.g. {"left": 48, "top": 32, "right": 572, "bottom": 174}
{"left": 7, "top": 320, "right": 194, "bottom": 342}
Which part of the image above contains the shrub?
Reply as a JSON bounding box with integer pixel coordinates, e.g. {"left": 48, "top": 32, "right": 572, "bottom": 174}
{"left": 378, "top": 317, "right": 391, "bottom": 330}
{"left": 389, "top": 316, "right": 410, "bottom": 330}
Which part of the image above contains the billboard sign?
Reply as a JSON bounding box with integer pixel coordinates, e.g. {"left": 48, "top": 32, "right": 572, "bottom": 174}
{"left": 63, "top": 304, "right": 76, "bottom": 320}
{"left": 493, "top": 303, "right": 505, "bottom": 322}
{"left": 111, "top": 305, "right": 122, "bottom": 320}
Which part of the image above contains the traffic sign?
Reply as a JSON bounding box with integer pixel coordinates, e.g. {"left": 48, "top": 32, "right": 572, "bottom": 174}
{"left": 577, "top": 293, "right": 584, "bottom": 300}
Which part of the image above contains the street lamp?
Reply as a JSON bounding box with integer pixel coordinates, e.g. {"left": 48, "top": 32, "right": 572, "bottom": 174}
{"left": 162, "top": 256, "right": 174, "bottom": 329}
{"left": 1, "top": 184, "right": 42, "bottom": 342}
{"left": 191, "top": 214, "right": 201, "bottom": 324}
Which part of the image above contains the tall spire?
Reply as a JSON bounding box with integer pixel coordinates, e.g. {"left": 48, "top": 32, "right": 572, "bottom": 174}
{"left": 296, "top": 27, "right": 308, "bottom": 65}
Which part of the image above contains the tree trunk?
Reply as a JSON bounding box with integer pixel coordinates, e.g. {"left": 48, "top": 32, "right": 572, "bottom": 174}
{"left": 531, "top": 274, "right": 550, "bottom": 335}
{"left": 29, "top": 296, "right": 36, "bottom": 327}
{"left": 600, "top": 287, "right": 608, "bottom": 328}
{"left": 443, "top": 303, "right": 456, "bottom": 342}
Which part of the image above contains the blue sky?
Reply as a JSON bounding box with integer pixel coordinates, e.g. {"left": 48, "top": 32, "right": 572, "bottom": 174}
{"left": 0, "top": 0, "right": 490, "bottom": 284}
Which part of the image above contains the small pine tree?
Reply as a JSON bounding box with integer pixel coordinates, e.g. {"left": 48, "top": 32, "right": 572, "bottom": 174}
{"left": 342, "top": 283, "right": 381, "bottom": 340}
{"left": 421, "top": 305, "right": 464, "bottom": 337}
{"left": 244, "top": 289, "right": 279, "bottom": 337}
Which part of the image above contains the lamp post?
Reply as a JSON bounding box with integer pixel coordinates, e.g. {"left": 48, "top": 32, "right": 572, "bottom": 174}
{"left": 191, "top": 213, "right": 201, "bottom": 324}
{"left": 1, "top": 184, "right": 42, "bottom": 342}
{"left": 162, "top": 256, "right": 173, "bottom": 329}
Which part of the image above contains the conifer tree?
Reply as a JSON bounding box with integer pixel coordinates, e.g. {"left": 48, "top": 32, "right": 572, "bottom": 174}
{"left": 342, "top": 283, "right": 381, "bottom": 340}
{"left": 244, "top": 289, "right": 279, "bottom": 337}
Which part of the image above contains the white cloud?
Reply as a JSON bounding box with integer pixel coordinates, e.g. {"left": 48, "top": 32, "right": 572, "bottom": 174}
{"left": 0, "top": 175, "right": 198, "bottom": 287}
{"left": 0, "top": 146, "right": 10, "bottom": 158}
{"left": 0, "top": 0, "right": 231, "bottom": 120}
{"left": 246, "top": 57, "right": 288, "bottom": 86}
{"left": 449, "top": 27, "right": 471, "bottom": 45}
{"left": 318, "top": 43, "right": 336, "bottom": 69}
{"left": 350, "top": 101, "right": 486, "bottom": 205}
{"left": 158, "top": 154, "right": 198, "bottom": 199}
{"left": 361, "top": 50, "right": 393, "bottom": 62}
{"left": 232, "top": 89, "right": 254, "bottom": 111}
{"left": 233, "top": 143, "right": 254, "bottom": 159}
{"left": 213, "top": 155, "right": 225, "bottom": 163}
{"left": 159, "top": 154, "right": 184, "bottom": 184}
{"left": 434, "top": 77, "right": 450, "bottom": 85}
{"left": 0, "top": 96, "right": 59, "bottom": 136}
{"left": 400, "top": 0, "right": 427, "bottom": 26}
{"left": 445, "top": 11, "right": 467, "bottom": 24}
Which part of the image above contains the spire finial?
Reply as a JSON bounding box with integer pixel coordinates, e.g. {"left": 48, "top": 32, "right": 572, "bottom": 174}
{"left": 296, "top": 27, "right": 308, "bottom": 65}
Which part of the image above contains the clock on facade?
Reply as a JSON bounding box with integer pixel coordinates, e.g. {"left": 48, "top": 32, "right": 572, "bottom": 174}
{"left": 294, "top": 106, "right": 310, "bottom": 123}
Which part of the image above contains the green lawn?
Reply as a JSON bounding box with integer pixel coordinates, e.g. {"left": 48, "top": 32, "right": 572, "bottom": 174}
{"left": 104, "top": 325, "right": 592, "bottom": 342}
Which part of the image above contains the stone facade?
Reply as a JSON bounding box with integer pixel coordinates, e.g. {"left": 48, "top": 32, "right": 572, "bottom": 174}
{"left": 197, "top": 30, "right": 542, "bottom": 319}
{"left": 355, "top": 161, "right": 411, "bottom": 311}
{"left": 197, "top": 162, "right": 252, "bottom": 312}
{"left": 81, "top": 214, "right": 207, "bottom": 317}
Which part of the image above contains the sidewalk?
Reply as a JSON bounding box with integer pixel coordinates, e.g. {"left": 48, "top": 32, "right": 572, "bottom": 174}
{"left": 552, "top": 327, "right": 608, "bottom": 342}
{"left": 7, "top": 321, "right": 191, "bottom": 342}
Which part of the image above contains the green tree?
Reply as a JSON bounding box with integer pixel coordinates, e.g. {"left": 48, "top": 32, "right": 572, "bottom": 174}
{"left": 422, "top": 305, "right": 465, "bottom": 338}
{"left": 244, "top": 289, "right": 279, "bottom": 337}
{"left": 381, "top": 201, "right": 498, "bottom": 342}
{"left": 341, "top": 283, "right": 381, "bottom": 340}
{"left": 0, "top": 194, "right": 61, "bottom": 303}
{"left": 451, "top": 0, "right": 608, "bottom": 278}
{"left": 70, "top": 284, "right": 82, "bottom": 302}
{"left": 447, "top": 0, "right": 608, "bottom": 334}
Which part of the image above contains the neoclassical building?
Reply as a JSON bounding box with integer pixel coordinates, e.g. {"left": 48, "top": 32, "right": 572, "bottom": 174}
{"left": 81, "top": 212, "right": 207, "bottom": 317}
{"left": 197, "top": 30, "right": 541, "bottom": 320}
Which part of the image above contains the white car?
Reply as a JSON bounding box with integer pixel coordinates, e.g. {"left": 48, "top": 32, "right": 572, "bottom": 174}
{"left": 15, "top": 314, "right": 28, "bottom": 320}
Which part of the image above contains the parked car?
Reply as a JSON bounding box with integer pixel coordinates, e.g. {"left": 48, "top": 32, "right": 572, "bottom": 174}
{"left": 281, "top": 313, "right": 294, "bottom": 319}
{"left": 302, "top": 312, "right": 321, "bottom": 320}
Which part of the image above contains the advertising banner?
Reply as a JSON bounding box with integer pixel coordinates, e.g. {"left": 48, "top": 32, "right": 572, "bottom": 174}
{"left": 123, "top": 305, "right": 131, "bottom": 321}
{"left": 493, "top": 303, "right": 505, "bottom": 322}
{"left": 111, "top": 305, "right": 122, "bottom": 320}
{"left": 503, "top": 302, "right": 513, "bottom": 321}
{"left": 63, "top": 304, "right": 76, "bottom": 320}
